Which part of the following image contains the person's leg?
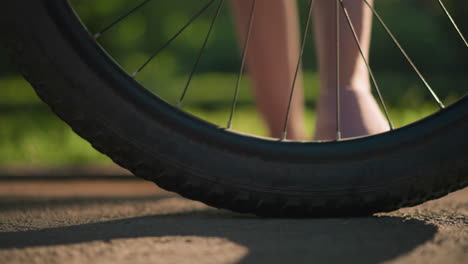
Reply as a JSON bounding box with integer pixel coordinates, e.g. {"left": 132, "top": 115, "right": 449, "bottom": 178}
{"left": 230, "top": 0, "right": 306, "bottom": 140}
{"left": 313, "top": 0, "right": 389, "bottom": 140}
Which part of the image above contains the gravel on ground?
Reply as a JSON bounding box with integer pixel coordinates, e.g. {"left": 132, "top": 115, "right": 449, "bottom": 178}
{"left": 0, "top": 179, "right": 466, "bottom": 264}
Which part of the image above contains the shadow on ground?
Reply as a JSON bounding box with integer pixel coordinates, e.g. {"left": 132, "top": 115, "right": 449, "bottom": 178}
{"left": 0, "top": 195, "right": 437, "bottom": 264}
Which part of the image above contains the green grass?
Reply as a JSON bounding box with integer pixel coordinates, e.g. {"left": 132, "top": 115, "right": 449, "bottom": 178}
{"left": 0, "top": 72, "right": 464, "bottom": 167}
{"left": 0, "top": 110, "right": 110, "bottom": 166}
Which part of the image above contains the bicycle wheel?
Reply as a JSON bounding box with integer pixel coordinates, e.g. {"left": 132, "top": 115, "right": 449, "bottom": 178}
{"left": 0, "top": 0, "right": 466, "bottom": 217}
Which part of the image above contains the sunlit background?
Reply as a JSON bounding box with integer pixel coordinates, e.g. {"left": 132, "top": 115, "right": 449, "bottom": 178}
{"left": 0, "top": 0, "right": 466, "bottom": 168}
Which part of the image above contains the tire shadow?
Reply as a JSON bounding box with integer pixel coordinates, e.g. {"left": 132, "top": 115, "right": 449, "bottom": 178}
{"left": 0, "top": 195, "right": 437, "bottom": 264}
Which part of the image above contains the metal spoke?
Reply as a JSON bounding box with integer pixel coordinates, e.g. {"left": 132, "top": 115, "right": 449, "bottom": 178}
{"left": 227, "top": 0, "right": 257, "bottom": 129}
{"left": 437, "top": 0, "right": 468, "bottom": 48}
{"left": 132, "top": 0, "right": 217, "bottom": 78}
{"left": 362, "top": 0, "right": 445, "bottom": 109}
{"left": 335, "top": 0, "right": 342, "bottom": 140}
{"left": 93, "top": 0, "right": 153, "bottom": 39}
{"left": 339, "top": 0, "right": 393, "bottom": 130}
{"left": 178, "top": 0, "right": 225, "bottom": 107}
{"left": 280, "top": 0, "right": 315, "bottom": 141}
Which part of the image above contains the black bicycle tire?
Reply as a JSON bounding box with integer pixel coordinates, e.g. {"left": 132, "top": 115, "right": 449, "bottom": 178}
{"left": 1, "top": 0, "right": 467, "bottom": 217}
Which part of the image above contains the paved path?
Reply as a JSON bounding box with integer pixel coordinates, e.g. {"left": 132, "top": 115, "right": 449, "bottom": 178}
{"left": 0, "top": 179, "right": 466, "bottom": 264}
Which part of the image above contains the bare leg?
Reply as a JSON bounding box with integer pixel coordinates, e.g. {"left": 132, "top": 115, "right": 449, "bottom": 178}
{"left": 230, "top": 0, "right": 306, "bottom": 140}
{"left": 313, "top": 0, "right": 389, "bottom": 140}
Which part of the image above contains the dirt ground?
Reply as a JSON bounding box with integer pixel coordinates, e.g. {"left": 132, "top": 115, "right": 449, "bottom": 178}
{"left": 0, "top": 179, "right": 466, "bottom": 264}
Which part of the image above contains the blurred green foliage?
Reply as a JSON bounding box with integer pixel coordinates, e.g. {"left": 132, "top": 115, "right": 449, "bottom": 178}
{"left": 67, "top": 0, "right": 467, "bottom": 104}
{"left": 66, "top": 0, "right": 468, "bottom": 74}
